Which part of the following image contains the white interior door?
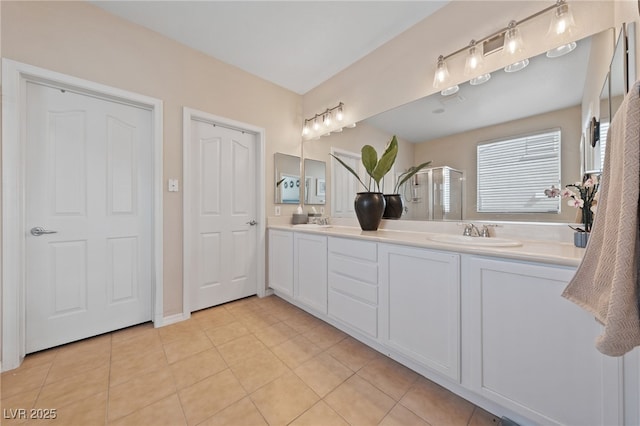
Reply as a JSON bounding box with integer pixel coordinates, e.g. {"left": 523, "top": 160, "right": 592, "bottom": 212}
{"left": 25, "top": 82, "right": 153, "bottom": 353}
{"left": 331, "top": 149, "right": 360, "bottom": 218}
{"left": 189, "top": 119, "right": 258, "bottom": 311}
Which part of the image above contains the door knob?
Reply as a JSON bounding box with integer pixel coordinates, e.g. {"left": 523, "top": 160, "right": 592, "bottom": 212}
{"left": 246, "top": 220, "right": 258, "bottom": 226}
{"left": 30, "top": 226, "right": 58, "bottom": 236}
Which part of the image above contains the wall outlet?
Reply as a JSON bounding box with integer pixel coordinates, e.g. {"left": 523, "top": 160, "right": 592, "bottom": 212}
{"left": 168, "top": 179, "right": 179, "bottom": 192}
{"left": 275, "top": 206, "right": 281, "bottom": 216}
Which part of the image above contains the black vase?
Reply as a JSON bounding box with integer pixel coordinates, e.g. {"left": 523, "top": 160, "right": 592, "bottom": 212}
{"left": 354, "top": 192, "right": 386, "bottom": 231}
{"left": 383, "top": 194, "right": 403, "bottom": 219}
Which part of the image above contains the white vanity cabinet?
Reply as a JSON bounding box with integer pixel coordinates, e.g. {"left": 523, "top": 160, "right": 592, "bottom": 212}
{"left": 379, "top": 244, "right": 461, "bottom": 381}
{"left": 327, "top": 237, "right": 379, "bottom": 338}
{"left": 464, "top": 256, "right": 622, "bottom": 426}
{"left": 268, "top": 229, "right": 294, "bottom": 297}
{"left": 293, "top": 232, "right": 327, "bottom": 315}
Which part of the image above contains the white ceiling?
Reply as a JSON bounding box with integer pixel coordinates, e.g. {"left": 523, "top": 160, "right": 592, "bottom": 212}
{"left": 91, "top": 1, "right": 449, "bottom": 95}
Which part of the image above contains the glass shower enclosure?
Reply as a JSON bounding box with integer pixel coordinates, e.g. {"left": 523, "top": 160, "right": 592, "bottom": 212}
{"left": 400, "top": 166, "right": 464, "bottom": 221}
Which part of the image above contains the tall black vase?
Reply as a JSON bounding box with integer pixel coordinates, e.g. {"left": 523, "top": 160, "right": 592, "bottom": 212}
{"left": 354, "top": 192, "right": 385, "bottom": 231}
{"left": 383, "top": 194, "right": 403, "bottom": 219}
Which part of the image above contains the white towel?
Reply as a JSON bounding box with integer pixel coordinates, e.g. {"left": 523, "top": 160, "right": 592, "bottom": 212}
{"left": 562, "top": 80, "right": 640, "bottom": 357}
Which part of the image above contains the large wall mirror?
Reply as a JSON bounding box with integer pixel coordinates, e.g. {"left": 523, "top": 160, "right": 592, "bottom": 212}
{"left": 320, "top": 26, "right": 635, "bottom": 223}
{"left": 303, "top": 158, "right": 326, "bottom": 205}
{"left": 274, "top": 152, "right": 301, "bottom": 204}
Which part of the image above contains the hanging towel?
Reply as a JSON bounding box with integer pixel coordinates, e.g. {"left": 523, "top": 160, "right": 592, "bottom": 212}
{"left": 562, "top": 80, "right": 640, "bottom": 357}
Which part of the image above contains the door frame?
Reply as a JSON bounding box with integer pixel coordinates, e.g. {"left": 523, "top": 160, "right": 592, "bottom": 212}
{"left": 1, "top": 59, "right": 164, "bottom": 371}
{"left": 182, "top": 107, "right": 266, "bottom": 317}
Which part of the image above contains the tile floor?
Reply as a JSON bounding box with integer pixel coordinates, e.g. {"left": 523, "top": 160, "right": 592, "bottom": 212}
{"left": 1, "top": 295, "right": 500, "bottom": 426}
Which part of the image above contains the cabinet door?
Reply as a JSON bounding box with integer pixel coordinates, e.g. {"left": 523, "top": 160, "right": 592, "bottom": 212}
{"left": 294, "top": 233, "right": 327, "bottom": 314}
{"left": 268, "top": 230, "right": 294, "bottom": 297}
{"left": 379, "top": 244, "right": 460, "bottom": 381}
{"left": 466, "top": 256, "right": 621, "bottom": 426}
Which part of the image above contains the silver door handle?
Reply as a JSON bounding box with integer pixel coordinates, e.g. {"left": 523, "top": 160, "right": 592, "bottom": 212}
{"left": 246, "top": 220, "right": 258, "bottom": 226}
{"left": 30, "top": 226, "right": 58, "bottom": 236}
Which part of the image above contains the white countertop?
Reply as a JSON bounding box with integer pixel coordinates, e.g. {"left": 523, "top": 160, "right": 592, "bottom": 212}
{"left": 269, "top": 224, "right": 585, "bottom": 268}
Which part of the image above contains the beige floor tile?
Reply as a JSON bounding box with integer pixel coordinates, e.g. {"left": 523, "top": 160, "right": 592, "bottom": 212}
{"left": 229, "top": 350, "right": 289, "bottom": 393}
{"left": 326, "top": 336, "right": 380, "bottom": 372}
{"left": 36, "top": 366, "right": 109, "bottom": 410}
{"left": 205, "top": 322, "right": 250, "bottom": 347}
{"left": 30, "top": 391, "right": 107, "bottom": 426}
{"left": 109, "top": 393, "right": 186, "bottom": 426}
{"left": 253, "top": 321, "right": 299, "bottom": 347}
{"left": 158, "top": 320, "right": 204, "bottom": 345}
{"left": 262, "top": 302, "right": 303, "bottom": 322}
{"left": 1, "top": 364, "right": 50, "bottom": 399}
{"left": 325, "top": 375, "right": 396, "bottom": 425}
{"left": 193, "top": 308, "right": 236, "bottom": 331}
{"left": 111, "top": 322, "right": 156, "bottom": 344}
{"left": 111, "top": 328, "right": 163, "bottom": 363}
{"left": 379, "top": 403, "right": 430, "bottom": 426}
{"left": 293, "top": 352, "right": 353, "bottom": 397}
{"left": 170, "top": 348, "right": 228, "bottom": 390}
{"left": 357, "top": 356, "right": 418, "bottom": 400}
{"left": 290, "top": 400, "right": 349, "bottom": 426}
{"left": 110, "top": 347, "right": 169, "bottom": 387}
{"left": 1, "top": 388, "right": 40, "bottom": 426}
{"left": 18, "top": 349, "right": 58, "bottom": 371}
{"left": 250, "top": 372, "right": 320, "bottom": 425}
{"left": 271, "top": 335, "right": 323, "bottom": 369}
{"left": 284, "top": 312, "right": 323, "bottom": 334}
{"left": 198, "top": 396, "right": 267, "bottom": 426}
{"left": 302, "top": 323, "right": 347, "bottom": 350}
{"left": 108, "top": 367, "right": 176, "bottom": 421}
{"left": 237, "top": 311, "right": 281, "bottom": 332}
{"left": 45, "top": 349, "right": 111, "bottom": 384}
{"left": 178, "top": 369, "right": 246, "bottom": 426}
{"left": 216, "top": 335, "right": 269, "bottom": 366}
{"left": 400, "top": 377, "right": 475, "bottom": 426}
{"left": 468, "top": 407, "right": 501, "bottom": 426}
{"left": 163, "top": 331, "right": 214, "bottom": 364}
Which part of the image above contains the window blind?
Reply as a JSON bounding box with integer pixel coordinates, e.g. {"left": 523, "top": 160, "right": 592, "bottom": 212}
{"left": 477, "top": 129, "right": 561, "bottom": 213}
{"left": 599, "top": 120, "right": 610, "bottom": 171}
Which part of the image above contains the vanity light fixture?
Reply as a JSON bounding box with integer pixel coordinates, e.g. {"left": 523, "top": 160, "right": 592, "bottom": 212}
{"left": 441, "top": 85, "right": 460, "bottom": 96}
{"left": 431, "top": 1, "right": 578, "bottom": 91}
{"left": 302, "top": 102, "right": 346, "bottom": 138}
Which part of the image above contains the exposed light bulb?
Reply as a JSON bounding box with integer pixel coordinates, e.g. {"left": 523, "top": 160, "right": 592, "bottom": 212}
{"left": 302, "top": 120, "right": 310, "bottom": 136}
{"left": 432, "top": 55, "right": 450, "bottom": 89}
{"left": 503, "top": 21, "right": 524, "bottom": 57}
{"left": 548, "top": 0, "right": 576, "bottom": 38}
{"left": 312, "top": 117, "right": 320, "bottom": 131}
{"left": 464, "top": 40, "right": 484, "bottom": 76}
{"left": 323, "top": 111, "right": 332, "bottom": 127}
{"left": 335, "top": 105, "right": 344, "bottom": 121}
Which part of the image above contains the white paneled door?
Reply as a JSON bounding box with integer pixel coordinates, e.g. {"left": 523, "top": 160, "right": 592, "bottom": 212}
{"left": 189, "top": 119, "right": 258, "bottom": 311}
{"left": 25, "top": 82, "right": 153, "bottom": 353}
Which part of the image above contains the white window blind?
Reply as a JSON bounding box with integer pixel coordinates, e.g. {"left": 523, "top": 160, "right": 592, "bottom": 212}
{"left": 477, "top": 129, "right": 561, "bottom": 213}
{"left": 599, "top": 120, "right": 610, "bottom": 171}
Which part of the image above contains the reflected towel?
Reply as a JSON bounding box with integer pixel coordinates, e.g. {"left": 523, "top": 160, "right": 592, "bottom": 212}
{"left": 562, "top": 80, "right": 640, "bottom": 357}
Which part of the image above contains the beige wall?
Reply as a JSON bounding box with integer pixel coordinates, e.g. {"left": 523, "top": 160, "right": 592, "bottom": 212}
{"left": 414, "top": 105, "right": 582, "bottom": 223}
{"left": 1, "top": 1, "right": 302, "bottom": 317}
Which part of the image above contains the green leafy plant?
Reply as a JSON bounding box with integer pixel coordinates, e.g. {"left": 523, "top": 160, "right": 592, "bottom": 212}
{"left": 392, "top": 161, "right": 432, "bottom": 194}
{"left": 330, "top": 135, "right": 399, "bottom": 192}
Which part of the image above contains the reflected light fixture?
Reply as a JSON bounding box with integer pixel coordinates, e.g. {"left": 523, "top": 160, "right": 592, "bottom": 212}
{"left": 431, "top": 1, "right": 578, "bottom": 91}
{"left": 441, "top": 85, "right": 459, "bottom": 96}
{"left": 302, "top": 102, "right": 349, "bottom": 138}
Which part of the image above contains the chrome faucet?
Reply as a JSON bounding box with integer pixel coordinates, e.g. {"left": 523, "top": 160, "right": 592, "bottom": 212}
{"left": 463, "top": 223, "right": 480, "bottom": 237}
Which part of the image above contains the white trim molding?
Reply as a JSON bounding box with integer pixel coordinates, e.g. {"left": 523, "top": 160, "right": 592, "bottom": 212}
{"left": 1, "top": 59, "right": 164, "bottom": 371}
{"left": 182, "top": 107, "right": 267, "bottom": 318}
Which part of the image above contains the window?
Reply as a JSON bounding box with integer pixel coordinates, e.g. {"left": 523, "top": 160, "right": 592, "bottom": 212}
{"left": 477, "top": 129, "right": 561, "bottom": 213}
{"left": 599, "top": 120, "right": 610, "bottom": 171}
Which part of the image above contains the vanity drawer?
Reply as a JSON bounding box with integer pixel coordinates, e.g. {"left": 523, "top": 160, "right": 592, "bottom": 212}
{"left": 329, "top": 289, "right": 377, "bottom": 338}
{"left": 329, "top": 255, "right": 378, "bottom": 285}
{"left": 329, "top": 237, "right": 377, "bottom": 262}
{"left": 329, "top": 272, "right": 377, "bottom": 304}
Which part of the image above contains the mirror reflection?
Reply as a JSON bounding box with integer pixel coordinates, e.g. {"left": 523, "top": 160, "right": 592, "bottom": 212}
{"left": 352, "top": 30, "right": 609, "bottom": 223}
{"left": 304, "top": 159, "right": 326, "bottom": 205}
{"left": 274, "top": 153, "right": 301, "bottom": 204}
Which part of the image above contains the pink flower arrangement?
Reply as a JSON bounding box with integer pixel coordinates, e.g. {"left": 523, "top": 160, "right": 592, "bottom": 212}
{"left": 545, "top": 175, "right": 599, "bottom": 232}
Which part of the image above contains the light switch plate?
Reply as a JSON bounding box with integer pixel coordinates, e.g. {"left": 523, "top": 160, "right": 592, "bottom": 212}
{"left": 275, "top": 206, "right": 281, "bottom": 216}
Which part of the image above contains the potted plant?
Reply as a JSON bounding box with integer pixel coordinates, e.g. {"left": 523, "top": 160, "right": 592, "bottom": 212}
{"left": 383, "top": 161, "right": 432, "bottom": 219}
{"left": 330, "top": 136, "right": 398, "bottom": 230}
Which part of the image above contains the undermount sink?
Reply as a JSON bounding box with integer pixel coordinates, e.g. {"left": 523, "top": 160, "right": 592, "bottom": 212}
{"left": 428, "top": 234, "right": 522, "bottom": 247}
{"left": 292, "top": 224, "right": 332, "bottom": 229}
